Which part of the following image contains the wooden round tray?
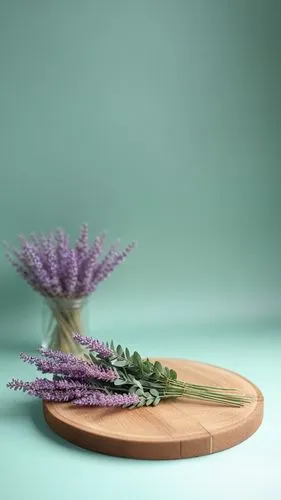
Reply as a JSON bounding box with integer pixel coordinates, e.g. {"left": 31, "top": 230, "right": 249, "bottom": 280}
{"left": 43, "top": 359, "right": 263, "bottom": 460}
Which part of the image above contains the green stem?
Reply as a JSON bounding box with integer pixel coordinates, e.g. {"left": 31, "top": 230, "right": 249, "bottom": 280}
{"left": 162, "top": 393, "right": 243, "bottom": 407}
{"left": 168, "top": 380, "right": 249, "bottom": 397}
{"left": 165, "top": 378, "right": 241, "bottom": 392}
{"left": 167, "top": 384, "right": 251, "bottom": 405}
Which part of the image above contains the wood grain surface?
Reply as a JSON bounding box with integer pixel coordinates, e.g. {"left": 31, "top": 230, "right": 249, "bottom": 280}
{"left": 43, "top": 359, "right": 264, "bottom": 460}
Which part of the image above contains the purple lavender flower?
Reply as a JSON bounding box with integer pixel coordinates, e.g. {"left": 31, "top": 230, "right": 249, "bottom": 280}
{"left": 75, "top": 224, "right": 89, "bottom": 263}
{"left": 21, "top": 240, "right": 52, "bottom": 294}
{"left": 7, "top": 377, "right": 139, "bottom": 406}
{"left": 39, "top": 348, "right": 82, "bottom": 363}
{"left": 89, "top": 241, "right": 135, "bottom": 291}
{"left": 55, "top": 229, "right": 70, "bottom": 292}
{"left": 5, "top": 225, "right": 135, "bottom": 299}
{"left": 35, "top": 235, "right": 49, "bottom": 271}
{"left": 32, "top": 389, "right": 81, "bottom": 402}
{"left": 20, "top": 355, "right": 88, "bottom": 379}
{"left": 78, "top": 251, "right": 99, "bottom": 295}
{"left": 73, "top": 391, "right": 139, "bottom": 407}
{"left": 5, "top": 250, "right": 39, "bottom": 291}
{"left": 45, "top": 235, "right": 62, "bottom": 295}
{"left": 64, "top": 249, "right": 78, "bottom": 295}
{"left": 76, "top": 233, "right": 106, "bottom": 294}
{"left": 7, "top": 378, "right": 32, "bottom": 392}
{"left": 32, "top": 377, "right": 92, "bottom": 391}
{"left": 72, "top": 333, "right": 112, "bottom": 357}
{"left": 21, "top": 351, "right": 117, "bottom": 382}
{"left": 90, "top": 241, "right": 119, "bottom": 287}
{"left": 7, "top": 376, "right": 92, "bottom": 401}
{"left": 7, "top": 376, "right": 91, "bottom": 392}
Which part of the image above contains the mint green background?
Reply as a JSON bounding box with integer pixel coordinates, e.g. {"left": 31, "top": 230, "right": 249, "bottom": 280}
{"left": 0, "top": 1, "right": 280, "bottom": 499}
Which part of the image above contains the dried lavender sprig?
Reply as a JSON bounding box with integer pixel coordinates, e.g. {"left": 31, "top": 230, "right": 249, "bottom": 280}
{"left": 5, "top": 226, "right": 135, "bottom": 299}
{"left": 5, "top": 249, "right": 39, "bottom": 292}
{"left": 55, "top": 229, "right": 70, "bottom": 292}
{"left": 7, "top": 378, "right": 32, "bottom": 392}
{"left": 20, "top": 351, "right": 117, "bottom": 382}
{"left": 6, "top": 378, "right": 75, "bottom": 401}
{"left": 45, "top": 234, "right": 62, "bottom": 295}
{"left": 76, "top": 233, "right": 107, "bottom": 294}
{"left": 20, "top": 238, "right": 52, "bottom": 294}
{"left": 20, "top": 354, "right": 90, "bottom": 379}
{"left": 38, "top": 348, "right": 84, "bottom": 364}
{"left": 75, "top": 223, "right": 89, "bottom": 263}
{"left": 32, "top": 389, "right": 86, "bottom": 402}
{"left": 91, "top": 241, "right": 136, "bottom": 290}
{"left": 7, "top": 377, "right": 91, "bottom": 393}
{"left": 7, "top": 377, "right": 139, "bottom": 407}
{"left": 73, "top": 391, "right": 140, "bottom": 407}
{"left": 72, "top": 332, "right": 112, "bottom": 358}
{"left": 64, "top": 249, "right": 78, "bottom": 296}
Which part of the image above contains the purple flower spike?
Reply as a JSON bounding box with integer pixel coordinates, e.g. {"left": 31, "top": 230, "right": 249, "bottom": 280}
{"left": 5, "top": 225, "right": 135, "bottom": 299}
{"left": 76, "top": 233, "right": 106, "bottom": 294}
{"left": 21, "top": 241, "right": 52, "bottom": 294}
{"left": 45, "top": 235, "right": 61, "bottom": 295}
{"left": 7, "top": 378, "right": 32, "bottom": 392}
{"left": 75, "top": 223, "right": 89, "bottom": 263}
{"left": 21, "top": 350, "right": 117, "bottom": 382}
{"left": 64, "top": 249, "right": 78, "bottom": 295}
{"left": 73, "top": 391, "right": 139, "bottom": 407}
{"left": 33, "top": 389, "right": 81, "bottom": 402}
{"left": 6, "top": 377, "right": 91, "bottom": 402}
{"left": 73, "top": 333, "right": 112, "bottom": 357}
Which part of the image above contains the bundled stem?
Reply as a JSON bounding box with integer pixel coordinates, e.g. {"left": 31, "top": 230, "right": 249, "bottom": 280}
{"left": 46, "top": 298, "right": 86, "bottom": 357}
{"left": 163, "top": 383, "right": 250, "bottom": 407}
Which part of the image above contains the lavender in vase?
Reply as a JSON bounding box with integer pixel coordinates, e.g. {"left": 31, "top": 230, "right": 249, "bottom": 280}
{"left": 5, "top": 225, "right": 135, "bottom": 356}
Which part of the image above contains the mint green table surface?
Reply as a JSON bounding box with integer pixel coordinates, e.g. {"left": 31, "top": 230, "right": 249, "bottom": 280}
{"left": 0, "top": 0, "right": 280, "bottom": 498}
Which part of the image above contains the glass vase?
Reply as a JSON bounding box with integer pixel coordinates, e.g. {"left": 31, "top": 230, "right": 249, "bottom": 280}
{"left": 42, "top": 297, "right": 88, "bottom": 358}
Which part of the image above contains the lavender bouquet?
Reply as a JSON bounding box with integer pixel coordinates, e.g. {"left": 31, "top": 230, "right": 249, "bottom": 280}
{"left": 7, "top": 333, "right": 252, "bottom": 408}
{"left": 5, "top": 225, "right": 134, "bottom": 357}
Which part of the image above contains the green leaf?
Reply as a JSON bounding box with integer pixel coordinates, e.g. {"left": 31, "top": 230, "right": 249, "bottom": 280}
{"left": 150, "top": 388, "right": 159, "bottom": 397}
{"left": 145, "top": 398, "right": 154, "bottom": 406}
{"left": 128, "top": 404, "right": 138, "bottom": 410}
{"left": 164, "top": 367, "right": 170, "bottom": 377}
{"left": 110, "top": 340, "right": 115, "bottom": 351}
{"left": 142, "top": 363, "right": 151, "bottom": 373}
{"left": 133, "top": 379, "right": 143, "bottom": 389}
{"left": 138, "top": 379, "right": 150, "bottom": 387}
{"left": 136, "top": 388, "right": 145, "bottom": 396}
{"left": 154, "top": 361, "right": 163, "bottom": 374}
{"left": 137, "top": 398, "right": 146, "bottom": 408}
{"left": 125, "top": 347, "right": 130, "bottom": 359}
{"left": 132, "top": 351, "right": 142, "bottom": 366}
{"left": 111, "top": 359, "right": 129, "bottom": 367}
{"left": 142, "top": 360, "right": 154, "bottom": 374}
{"left": 116, "top": 345, "right": 123, "bottom": 356}
{"left": 169, "top": 369, "right": 177, "bottom": 380}
{"left": 152, "top": 396, "right": 161, "bottom": 406}
{"left": 129, "top": 386, "right": 137, "bottom": 394}
{"left": 113, "top": 378, "right": 127, "bottom": 386}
